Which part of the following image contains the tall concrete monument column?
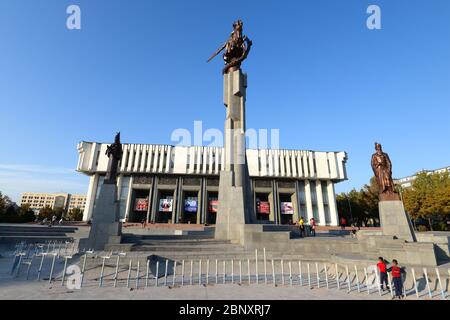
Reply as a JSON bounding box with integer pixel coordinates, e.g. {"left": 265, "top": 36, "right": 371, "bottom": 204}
{"left": 208, "top": 20, "right": 254, "bottom": 242}
{"left": 215, "top": 69, "right": 255, "bottom": 241}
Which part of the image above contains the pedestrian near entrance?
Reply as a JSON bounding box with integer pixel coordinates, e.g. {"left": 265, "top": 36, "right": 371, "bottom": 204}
{"left": 340, "top": 217, "right": 347, "bottom": 230}
{"left": 377, "top": 257, "right": 389, "bottom": 291}
{"left": 299, "top": 217, "right": 305, "bottom": 237}
{"left": 387, "top": 259, "right": 406, "bottom": 299}
{"left": 309, "top": 218, "right": 316, "bottom": 237}
{"left": 51, "top": 215, "right": 57, "bottom": 226}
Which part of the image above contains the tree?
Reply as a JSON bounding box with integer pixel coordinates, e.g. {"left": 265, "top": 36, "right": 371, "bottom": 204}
{"left": 67, "top": 208, "right": 83, "bottom": 221}
{"left": 403, "top": 171, "right": 450, "bottom": 230}
{"left": 336, "top": 177, "right": 380, "bottom": 227}
{"left": 0, "top": 191, "right": 11, "bottom": 214}
{"left": 38, "top": 206, "right": 54, "bottom": 220}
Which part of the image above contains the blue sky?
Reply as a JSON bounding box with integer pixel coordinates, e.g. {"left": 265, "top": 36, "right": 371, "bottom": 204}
{"left": 0, "top": 0, "right": 449, "bottom": 202}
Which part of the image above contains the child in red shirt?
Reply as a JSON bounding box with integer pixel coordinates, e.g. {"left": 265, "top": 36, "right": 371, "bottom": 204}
{"left": 387, "top": 259, "right": 406, "bottom": 299}
{"left": 377, "top": 257, "right": 389, "bottom": 291}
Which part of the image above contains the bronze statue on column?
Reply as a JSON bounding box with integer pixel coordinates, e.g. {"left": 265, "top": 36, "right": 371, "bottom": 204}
{"left": 105, "top": 132, "right": 123, "bottom": 184}
{"left": 371, "top": 142, "right": 400, "bottom": 201}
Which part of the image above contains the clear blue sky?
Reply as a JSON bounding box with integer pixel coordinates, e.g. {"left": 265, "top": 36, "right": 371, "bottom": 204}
{"left": 1, "top": 0, "right": 449, "bottom": 202}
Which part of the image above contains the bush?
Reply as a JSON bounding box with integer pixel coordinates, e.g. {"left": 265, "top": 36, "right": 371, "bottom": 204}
{"left": 432, "top": 222, "right": 448, "bottom": 232}
{"left": 417, "top": 225, "right": 429, "bottom": 232}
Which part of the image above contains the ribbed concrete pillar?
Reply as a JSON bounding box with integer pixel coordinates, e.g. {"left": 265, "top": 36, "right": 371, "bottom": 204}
{"left": 316, "top": 181, "right": 326, "bottom": 226}
{"left": 304, "top": 180, "right": 314, "bottom": 222}
{"left": 327, "top": 180, "right": 339, "bottom": 226}
{"left": 83, "top": 174, "right": 99, "bottom": 221}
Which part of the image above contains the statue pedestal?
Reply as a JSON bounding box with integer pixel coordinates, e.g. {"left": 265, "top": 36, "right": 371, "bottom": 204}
{"left": 79, "top": 183, "right": 122, "bottom": 251}
{"left": 379, "top": 200, "right": 416, "bottom": 242}
{"left": 215, "top": 69, "right": 254, "bottom": 242}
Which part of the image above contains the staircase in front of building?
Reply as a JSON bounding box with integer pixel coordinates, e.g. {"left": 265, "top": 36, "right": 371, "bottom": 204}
{"left": 0, "top": 224, "right": 77, "bottom": 244}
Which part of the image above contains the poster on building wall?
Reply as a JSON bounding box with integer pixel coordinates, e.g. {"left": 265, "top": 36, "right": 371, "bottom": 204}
{"left": 208, "top": 200, "right": 218, "bottom": 213}
{"left": 280, "top": 202, "right": 294, "bottom": 215}
{"left": 134, "top": 198, "right": 149, "bottom": 212}
{"left": 184, "top": 199, "right": 198, "bottom": 213}
{"left": 159, "top": 199, "right": 173, "bottom": 212}
{"left": 256, "top": 201, "right": 270, "bottom": 214}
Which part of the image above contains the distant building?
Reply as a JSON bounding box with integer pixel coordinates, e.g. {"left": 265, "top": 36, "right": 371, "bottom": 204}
{"left": 20, "top": 193, "right": 86, "bottom": 213}
{"left": 77, "top": 142, "right": 348, "bottom": 226}
{"left": 394, "top": 166, "right": 450, "bottom": 189}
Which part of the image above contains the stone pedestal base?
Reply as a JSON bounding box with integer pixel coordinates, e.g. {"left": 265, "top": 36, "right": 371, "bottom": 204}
{"left": 79, "top": 183, "right": 122, "bottom": 251}
{"left": 379, "top": 200, "right": 416, "bottom": 242}
{"left": 215, "top": 171, "right": 253, "bottom": 243}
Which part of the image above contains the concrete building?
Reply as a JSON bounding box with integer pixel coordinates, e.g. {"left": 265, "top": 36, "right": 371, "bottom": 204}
{"left": 77, "top": 142, "right": 348, "bottom": 226}
{"left": 394, "top": 166, "right": 450, "bottom": 189}
{"left": 20, "top": 192, "right": 86, "bottom": 213}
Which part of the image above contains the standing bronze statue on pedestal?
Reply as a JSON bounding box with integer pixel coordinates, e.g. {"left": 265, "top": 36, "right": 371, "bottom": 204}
{"left": 207, "top": 19, "right": 253, "bottom": 74}
{"left": 371, "top": 142, "right": 400, "bottom": 201}
{"left": 105, "top": 132, "right": 123, "bottom": 184}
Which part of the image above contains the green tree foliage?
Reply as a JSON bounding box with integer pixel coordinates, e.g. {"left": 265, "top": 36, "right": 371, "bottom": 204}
{"left": 403, "top": 171, "right": 450, "bottom": 222}
{"left": 67, "top": 208, "right": 83, "bottom": 221}
{"left": 38, "top": 206, "right": 55, "bottom": 220}
{"left": 336, "top": 177, "right": 380, "bottom": 226}
{"left": 0, "top": 191, "right": 36, "bottom": 223}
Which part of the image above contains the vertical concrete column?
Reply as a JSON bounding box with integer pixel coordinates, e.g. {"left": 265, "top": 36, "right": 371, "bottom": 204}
{"left": 150, "top": 177, "right": 159, "bottom": 223}
{"left": 295, "top": 181, "right": 301, "bottom": 223}
{"left": 304, "top": 180, "right": 314, "bottom": 222}
{"left": 83, "top": 174, "right": 99, "bottom": 221}
{"left": 315, "top": 181, "right": 326, "bottom": 226}
{"left": 327, "top": 181, "right": 339, "bottom": 226}
{"left": 124, "top": 176, "right": 133, "bottom": 222}
{"left": 146, "top": 176, "right": 155, "bottom": 223}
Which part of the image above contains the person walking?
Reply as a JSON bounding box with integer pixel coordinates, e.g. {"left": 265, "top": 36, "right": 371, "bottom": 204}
{"left": 299, "top": 217, "right": 305, "bottom": 237}
{"left": 309, "top": 217, "right": 316, "bottom": 237}
{"left": 51, "top": 215, "right": 57, "bottom": 226}
{"left": 340, "top": 217, "right": 347, "bottom": 230}
{"left": 388, "top": 259, "right": 405, "bottom": 299}
{"left": 377, "top": 257, "right": 389, "bottom": 291}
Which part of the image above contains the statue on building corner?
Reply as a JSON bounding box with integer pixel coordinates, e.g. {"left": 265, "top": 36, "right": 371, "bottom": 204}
{"left": 104, "top": 132, "right": 123, "bottom": 184}
{"left": 371, "top": 142, "right": 400, "bottom": 201}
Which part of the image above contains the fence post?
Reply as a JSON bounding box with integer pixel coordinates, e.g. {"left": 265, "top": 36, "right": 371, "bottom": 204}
{"left": 247, "top": 259, "right": 251, "bottom": 285}
{"left": 364, "top": 267, "right": 370, "bottom": 295}
{"left": 387, "top": 271, "right": 394, "bottom": 297}
{"left": 181, "top": 260, "right": 185, "bottom": 287}
{"left": 146, "top": 259, "right": 150, "bottom": 288}
{"left": 215, "top": 259, "right": 218, "bottom": 284}
{"left": 231, "top": 260, "right": 234, "bottom": 284}
{"left": 164, "top": 259, "right": 168, "bottom": 286}
{"left": 263, "top": 248, "right": 267, "bottom": 285}
{"left": 335, "top": 264, "right": 340, "bottom": 290}
{"left": 127, "top": 260, "right": 132, "bottom": 288}
{"left": 114, "top": 255, "right": 120, "bottom": 288}
{"left": 298, "top": 261, "right": 303, "bottom": 286}
{"left": 281, "top": 260, "right": 285, "bottom": 285}
{"left": 37, "top": 253, "right": 46, "bottom": 281}
{"left": 346, "top": 265, "right": 351, "bottom": 293}
{"left": 206, "top": 260, "right": 210, "bottom": 285}
{"left": 272, "top": 259, "right": 276, "bottom": 286}
{"left": 435, "top": 268, "right": 446, "bottom": 300}
{"left": 48, "top": 253, "right": 57, "bottom": 284}
{"left": 198, "top": 260, "right": 202, "bottom": 286}
{"left": 136, "top": 260, "right": 140, "bottom": 288}
{"left": 61, "top": 256, "right": 70, "bottom": 286}
{"left": 307, "top": 263, "right": 311, "bottom": 288}
{"left": 324, "top": 263, "right": 329, "bottom": 289}
{"left": 316, "top": 263, "right": 320, "bottom": 289}
{"left": 289, "top": 261, "right": 293, "bottom": 287}
{"left": 239, "top": 260, "right": 242, "bottom": 284}
{"left": 374, "top": 268, "right": 382, "bottom": 296}
{"left": 354, "top": 265, "right": 360, "bottom": 293}
{"left": 255, "top": 249, "right": 259, "bottom": 284}
{"left": 172, "top": 261, "right": 177, "bottom": 287}
{"left": 423, "top": 268, "right": 432, "bottom": 299}
{"left": 190, "top": 260, "right": 193, "bottom": 285}
{"left": 155, "top": 261, "right": 159, "bottom": 287}
{"left": 411, "top": 268, "right": 419, "bottom": 298}
{"left": 224, "top": 260, "right": 227, "bottom": 284}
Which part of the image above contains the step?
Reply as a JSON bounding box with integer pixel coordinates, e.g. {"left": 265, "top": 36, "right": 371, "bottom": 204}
{"left": 131, "top": 239, "right": 232, "bottom": 246}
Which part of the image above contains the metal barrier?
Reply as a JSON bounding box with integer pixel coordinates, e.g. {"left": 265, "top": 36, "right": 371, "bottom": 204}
{"left": 5, "top": 245, "right": 450, "bottom": 300}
